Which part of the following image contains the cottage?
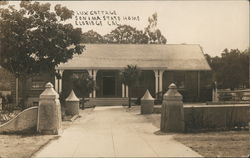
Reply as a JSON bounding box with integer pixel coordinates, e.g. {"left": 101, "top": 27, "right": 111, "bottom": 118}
{"left": 55, "top": 44, "right": 211, "bottom": 105}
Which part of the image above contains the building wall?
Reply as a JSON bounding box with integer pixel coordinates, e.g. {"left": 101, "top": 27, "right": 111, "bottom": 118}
{"left": 0, "top": 67, "right": 16, "bottom": 103}
{"left": 60, "top": 70, "right": 211, "bottom": 102}
{"left": 163, "top": 71, "right": 212, "bottom": 102}
{"left": 25, "top": 73, "right": 54, "bottom": 107}
{"left": 131, "top": 70, "right": 155, "bottom": 98}
{"left": 0, "top": 68, "right": 56, "bottom": 106}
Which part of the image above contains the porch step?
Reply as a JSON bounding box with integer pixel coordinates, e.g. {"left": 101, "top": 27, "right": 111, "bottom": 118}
{"left": 87, "top": 98, "right": 129, "bottom": 106}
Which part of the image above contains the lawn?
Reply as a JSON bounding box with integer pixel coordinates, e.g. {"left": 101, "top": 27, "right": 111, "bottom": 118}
{"left": 0, "top": 120, "right": 75, "bottom": 158}
{"left": 0, "top": 108, "right": 94, "bottom": 158}
{"left": 174, "top": 131, "right": 250, "bottom": 157}
{"left": 144, "top": 113, "right": 250, "bottom": 157}
{"left": 0, "top": 134, "right": 58, "bottom": 158}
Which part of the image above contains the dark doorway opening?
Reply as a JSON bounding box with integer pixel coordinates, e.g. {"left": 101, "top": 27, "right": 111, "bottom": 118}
{"left": 103, "top": 76, "right": 116, "bottom": 97}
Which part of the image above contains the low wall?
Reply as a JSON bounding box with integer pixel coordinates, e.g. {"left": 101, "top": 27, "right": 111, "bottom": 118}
{"left": 154, "top": 104, "right": 250, "bottom": 131}
{"left": 184, "top": 104, "right": 249, "bottom": 131}
{"left": 0, "top": 106, "right": 38, "bottom": 133}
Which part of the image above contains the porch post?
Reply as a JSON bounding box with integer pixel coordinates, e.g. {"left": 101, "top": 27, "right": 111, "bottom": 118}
{"left": 159, "top": 70, "right": 164, "bottom": 92}
{"left": 126, "top": 85, "right": 129, "bottom": 97}
{"left": 93, "top": 70, "right": 98, "bottom": 98}
{"left": 197, "top": 71, "right": 200, "bottom": 101}
{"left": 54, "top": 76, "right": 58, "bottom": 93}
{"left": 58, "top": 70, "right": 64, "bottom": 94}
{"left": 122, "top": 83, "right": 125, "bottom": 98}
{"left": 87, "top": 70, "right": 93, "bottom": 98}
{"left": 154, "top": 70, "right": 159, "bottom": 95}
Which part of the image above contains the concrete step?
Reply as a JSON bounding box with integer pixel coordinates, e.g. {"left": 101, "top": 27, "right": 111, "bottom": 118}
{"left": 87, "top": 98, "right": 129, "bottom": 106}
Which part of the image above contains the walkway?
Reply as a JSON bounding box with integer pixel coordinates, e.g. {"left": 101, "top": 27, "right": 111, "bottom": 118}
{"left": 34, "top": 106, "right": 202, "bottom": 157}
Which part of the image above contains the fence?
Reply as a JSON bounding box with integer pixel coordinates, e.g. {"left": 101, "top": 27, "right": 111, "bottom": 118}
{"left": 217, "top": 89, "right": 250, "bottom": 102}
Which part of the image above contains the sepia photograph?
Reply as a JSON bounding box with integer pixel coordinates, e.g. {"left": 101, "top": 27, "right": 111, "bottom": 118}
{"left": 0, "top": 0, "right": 249, "bottom": 157}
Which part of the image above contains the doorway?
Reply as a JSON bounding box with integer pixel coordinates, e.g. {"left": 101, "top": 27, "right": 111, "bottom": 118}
{"left": 103, "top": 76, "right": 116, "bottom": 97}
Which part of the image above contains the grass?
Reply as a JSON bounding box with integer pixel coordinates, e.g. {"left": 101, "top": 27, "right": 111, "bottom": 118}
{"left": 174, "top": 131, "right": 250, "bottom": 157}
{"left": 0, "top": 134, "right": 59, "bottom": 158}
{"left": 144, "top": 112, "right": 250, "bottom": 157}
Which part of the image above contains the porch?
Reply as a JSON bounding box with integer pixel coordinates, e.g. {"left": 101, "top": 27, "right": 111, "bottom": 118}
{"left": 54, "top": 69, "right": 209, "bottom": 105}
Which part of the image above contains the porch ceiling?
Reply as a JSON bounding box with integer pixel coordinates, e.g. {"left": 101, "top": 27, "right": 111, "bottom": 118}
{"left": 56, "top": 44, "right": 211, "bottom": 71}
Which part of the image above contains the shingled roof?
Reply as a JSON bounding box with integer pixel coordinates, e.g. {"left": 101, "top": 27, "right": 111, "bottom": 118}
{"left": 57, "top": 44, "right": 211, "bottom": 71}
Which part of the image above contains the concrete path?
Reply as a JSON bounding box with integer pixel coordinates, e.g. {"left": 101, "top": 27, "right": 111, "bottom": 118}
{"left": 34, "top": 106, "right": 202, "bottom": 157}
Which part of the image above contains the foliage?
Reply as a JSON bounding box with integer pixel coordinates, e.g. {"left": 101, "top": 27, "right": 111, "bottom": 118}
{"left": 0, "top": 94, "right": 14, "bottom": 112}
{"left": 0, "top": 1, "right": 84, "bottom": 78}
{"left": 121, "top": 65, "right": 141, "bottom": 108}
{"left": 71, "top": 73, "right": 95, "bottom": 98}
{"left": 205, "top": 48, "right": 249, "bottom": 89}
{"left": 81, "top": 13, "right": 167, "bottom": 44}
{"left": 104, "top": 25, "right": 148, "bottom": 44}
{"left": 81, "top": 30, "right": 105, "bottom": 43}
{"left": 145, "top": 12, "right": 167, "bottom": 44}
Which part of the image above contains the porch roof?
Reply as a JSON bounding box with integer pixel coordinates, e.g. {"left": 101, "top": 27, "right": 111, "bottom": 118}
{"left": 57, "top": 44, "right": 211, "bottom": 71}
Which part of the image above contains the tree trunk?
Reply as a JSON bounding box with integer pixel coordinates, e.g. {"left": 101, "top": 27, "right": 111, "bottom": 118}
{"left": 128, "top": 86, "right": 131, "bottom": 108}
{"left": 20, "top": 75, "right": 27, "bottom": 110}
{"left": 15, "top": 77, "right": 18, "bottom": 107}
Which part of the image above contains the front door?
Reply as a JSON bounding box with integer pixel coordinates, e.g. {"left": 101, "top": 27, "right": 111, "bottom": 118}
{"left": 103, "top": 76, "right": 116, "bottom": 97}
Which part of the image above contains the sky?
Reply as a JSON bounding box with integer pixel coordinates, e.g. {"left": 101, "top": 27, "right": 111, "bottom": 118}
{"left": 8, "top": 0, "right": 250, "bottom": 57}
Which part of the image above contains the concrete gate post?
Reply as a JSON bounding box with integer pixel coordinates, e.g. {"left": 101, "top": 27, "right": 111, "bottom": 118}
{"left": 141, "top": 89, "right": 154, "bottom": 114}
{"left": 160, "top": 83, "right": 185, "bottom": 132}
{"left": 65, "top": 90, "right": 80, "bottom": 116}
{"left": 37, "top": 82, "right": 62, "bottom": 135}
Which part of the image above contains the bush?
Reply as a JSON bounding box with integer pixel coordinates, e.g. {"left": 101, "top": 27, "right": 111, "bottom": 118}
{"left": 1, "top": 94, "right": 14, "bottom": 112}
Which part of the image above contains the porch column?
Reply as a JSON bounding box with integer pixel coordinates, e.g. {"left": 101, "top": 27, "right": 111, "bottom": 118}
{"left": 159, "top": 70, "right": 164, "bottom": 92}
{"left": 197, "top": 71, "right": 200, "bottom": 101}
{"left": 87, "top": 70, "right": 93, "bottom": 98}
{"left": 122, "top": 83, "right": 125, "bottom": 98}
{"left": 154, "top": 70, "right": 159, "bottom": 95}
{"left": 126, "top": 85, "right": 129, "bottom": 97}
{"left": 54, "top": 76, "right": 58, "bottom": 93}
{"left": 58, "top": 70, "right": 64, "bottom": 94}
{"left": 93, "top": 70, "right": 97, "bottom": 98}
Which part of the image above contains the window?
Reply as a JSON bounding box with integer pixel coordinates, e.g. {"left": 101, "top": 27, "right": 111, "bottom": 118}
{"left": 31, "top": 81, "right": 45, "bottom": 90}
{"left": 31, "top": 75, "right": 45, "bottom": 90}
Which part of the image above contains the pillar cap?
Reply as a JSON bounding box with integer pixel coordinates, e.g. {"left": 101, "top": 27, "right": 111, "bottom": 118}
{"left": 141, "top": 89, "right": 154, "bottom": 101}
{"left": 66, "top": 90, "right": 79, "bottom": 101}
{"left": 163, "top": 83, "right": 182, "bottom": 100}
{"left": 40, "top": 82, "right": 59, "bottom": 99}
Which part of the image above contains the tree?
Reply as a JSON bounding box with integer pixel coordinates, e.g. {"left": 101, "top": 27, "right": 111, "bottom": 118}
{"left": 0, "top": 1, "right": 84, "bottom": 106}
{"left": 104, "top": 25, "right": 148, "bottom": 44}
{"left": 145, "top": 12, "right": 167, "bottom": 44}
{"left": 220, "top": 49, "right": 248, "bottom": 89}
{"left": 205, "top": 49, "right": 249, "bottom": 90}
{"left": 81, "top": 30, "right": 104, "bottom": 43}
{"left": 121, "top": 65, "right": 141, "bottom": 108}
{"left": 71, "top": 72, "right": 95, "bottom": 107}
{"left": 81, "top": 12, "right": 167, "bottom": 44}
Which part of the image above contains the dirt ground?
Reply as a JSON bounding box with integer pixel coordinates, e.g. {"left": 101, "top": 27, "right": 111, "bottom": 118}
{"left": 144, "top": 113, "right": 250, "bottom": 158}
